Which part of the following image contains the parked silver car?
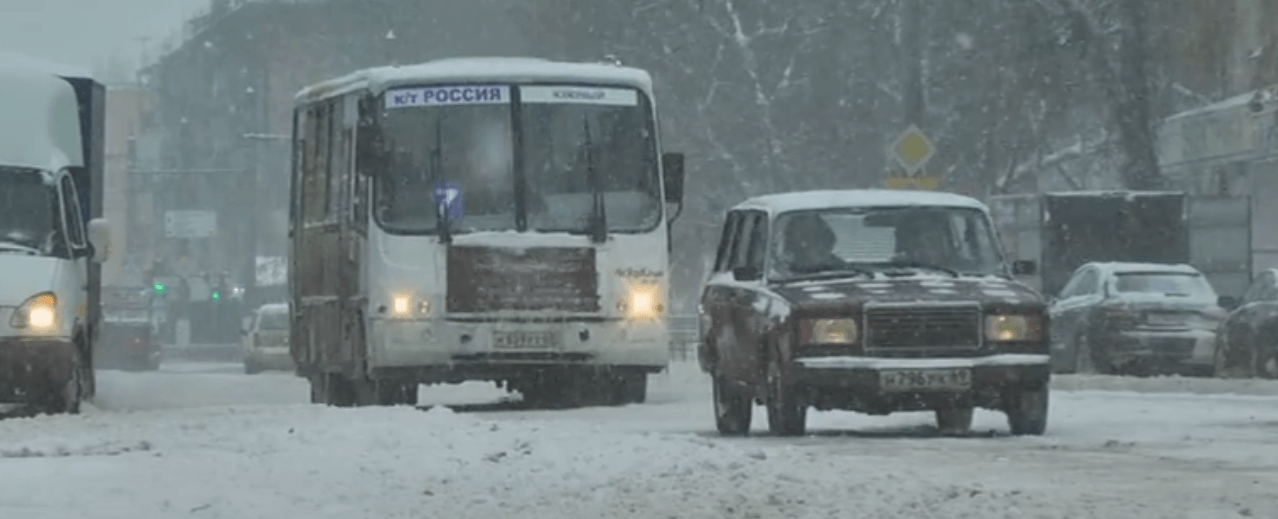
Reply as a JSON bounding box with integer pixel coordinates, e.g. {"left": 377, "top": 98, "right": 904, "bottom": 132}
{"left": 242, "top": 303, "right": 294, "bottom": 374}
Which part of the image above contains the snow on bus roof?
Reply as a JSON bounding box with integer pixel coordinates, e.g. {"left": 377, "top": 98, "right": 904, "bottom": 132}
{"left": 295, "top": 57, "right": 653, "bottom": 104}
{"left": 0, "top": 51, "right": 94, "bottom": 79}
{"left": 732, "top": 189, "right": 988, "bottom": 214}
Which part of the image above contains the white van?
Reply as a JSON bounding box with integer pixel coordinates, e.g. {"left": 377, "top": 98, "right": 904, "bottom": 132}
{"left": 0, "top": 65, "right": 111, "bottom": 414}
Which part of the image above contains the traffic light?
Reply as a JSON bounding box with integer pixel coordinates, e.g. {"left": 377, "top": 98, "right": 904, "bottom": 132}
{"left": 211, "top": 290, "right": 221, "bottom": 301}
{"left": 153, "top": 282, "right": 166, "bottom": 296}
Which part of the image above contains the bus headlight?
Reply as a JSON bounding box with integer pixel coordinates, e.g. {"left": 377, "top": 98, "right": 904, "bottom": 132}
{"left": 384, "top": 295, "right": 430, "bottom": 318}
{"left": 619, "top": 285, "right": 663, "bottom": 320}
{"left": 11, "top": 292, "right": 57, "bottom": 330}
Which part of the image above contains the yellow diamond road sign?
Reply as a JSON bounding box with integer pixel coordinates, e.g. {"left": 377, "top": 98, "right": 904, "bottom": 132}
{"left": 889, "top": 124, "right": 935, "bottom": 176}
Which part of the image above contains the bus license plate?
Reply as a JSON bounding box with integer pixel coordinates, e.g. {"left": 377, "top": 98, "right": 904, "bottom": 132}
{"left": 879, "top": 368, "right": 972, "bottom": 392}
{"left": 492, "top": 331, "right": 559, "bottom": 350}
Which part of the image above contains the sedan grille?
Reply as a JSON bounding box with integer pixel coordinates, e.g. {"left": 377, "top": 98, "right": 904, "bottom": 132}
{"left": 864, "top": 304, "right": 981, "bottom": 351}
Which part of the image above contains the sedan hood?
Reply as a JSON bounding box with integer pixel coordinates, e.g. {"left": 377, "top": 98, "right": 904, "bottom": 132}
{"left": 771, "top": 274, "right": 1042, "bottom": 312}
{"left": 0, "top": 255, "right": 58, "bottom": 306}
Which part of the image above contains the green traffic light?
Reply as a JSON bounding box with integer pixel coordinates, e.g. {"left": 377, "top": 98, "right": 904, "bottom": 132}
{"left": 153, "top": 282, "right": 165, "bottom": 295}
{"left": 211, "top": 291, "right": 221, "bottom": 301}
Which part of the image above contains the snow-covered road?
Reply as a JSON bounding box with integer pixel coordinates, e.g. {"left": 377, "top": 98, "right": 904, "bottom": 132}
{"left": 1, "top": 361, "right": 1277, "bottom": 519}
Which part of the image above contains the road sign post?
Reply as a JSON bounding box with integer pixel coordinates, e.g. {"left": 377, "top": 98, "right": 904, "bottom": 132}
{"left": 886, "top": 125, "right": 941, "bottom": 190}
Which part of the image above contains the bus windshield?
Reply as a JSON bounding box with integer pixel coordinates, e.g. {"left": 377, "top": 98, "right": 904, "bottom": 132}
{"left": 371, "top": 84, "right": 661, "bottom": 235}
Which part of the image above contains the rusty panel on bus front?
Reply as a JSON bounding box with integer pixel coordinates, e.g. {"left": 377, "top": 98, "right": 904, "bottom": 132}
{"left": 446, "top": 247, "right": 600, "bottom": 313}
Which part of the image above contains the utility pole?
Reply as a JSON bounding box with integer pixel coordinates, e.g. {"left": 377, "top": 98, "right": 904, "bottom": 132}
{"left": 901, "top": 0, "right": 924, "bottom": 128}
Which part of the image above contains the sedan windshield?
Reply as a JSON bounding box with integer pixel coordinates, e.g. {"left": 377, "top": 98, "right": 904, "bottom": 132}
{"left": 770, "top": 206, "right": 1006, "bottom": 279}
{"left": 0, "top": 167, "right": 58, "bottom": 256}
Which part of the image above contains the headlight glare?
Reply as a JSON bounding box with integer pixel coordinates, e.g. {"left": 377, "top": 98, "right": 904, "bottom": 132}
{"left": 984, "top": 314, "right": 1040, "bottom": 342}
{"left": 807, "top": 318, "right": 858, "bottom": 344}
{"left": 620, "top": 285, "right": 662, "bottom": 320}
{"left": 11, "top": 292, "right": 57, "bottom": 329}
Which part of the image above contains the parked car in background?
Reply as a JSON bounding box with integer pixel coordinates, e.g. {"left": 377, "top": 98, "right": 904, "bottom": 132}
{"left": 1212, "top": 268, "right": 1278, "bottom": 379}
{"left": 242, "top": 303, "right": 293, "bottom": 375}
{"left": 1048, "top": 262, "right": 1226, "bottom": 376}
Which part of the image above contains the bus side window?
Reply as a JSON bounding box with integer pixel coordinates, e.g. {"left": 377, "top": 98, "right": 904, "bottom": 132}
{"left": 302, "top": 104, "right": 329, "bottom": 224}
{"left": 327, "top": 99, "right": 347, "bottom": 223}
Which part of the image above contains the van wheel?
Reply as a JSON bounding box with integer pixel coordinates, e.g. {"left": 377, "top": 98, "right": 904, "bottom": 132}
{"left": 44, "top": 350, "right": 82, "bottom": 415}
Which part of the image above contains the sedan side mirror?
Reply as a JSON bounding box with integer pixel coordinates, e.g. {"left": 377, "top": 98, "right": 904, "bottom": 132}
{"left": 1011, "top": 260, "right": 1037, "bottom": 276}
{"left": 1217, "top": 295, "right": 1240, "bottom": 311}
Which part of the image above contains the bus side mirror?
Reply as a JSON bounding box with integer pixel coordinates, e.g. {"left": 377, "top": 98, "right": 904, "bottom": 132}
{"left": 662, "top": 152, "right": 684, "bottom": 204}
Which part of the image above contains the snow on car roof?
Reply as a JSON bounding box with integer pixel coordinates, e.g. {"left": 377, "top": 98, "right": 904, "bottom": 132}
{"left": 257, "top": 303, "right": 289, "bottom": 314}
{"left": 732, "top": 189, "right": 988, "bottom": 214}
{"left": 295, "top": 57, "right": 654, "bottom": 104}
{"left": 1086, "top": 261, "right": 1204, "bottom": 275}
{"left": 0, "top": 51, "right": 94, "bottom": 79}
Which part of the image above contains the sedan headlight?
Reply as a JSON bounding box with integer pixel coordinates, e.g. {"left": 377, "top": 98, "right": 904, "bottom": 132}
{"left": 984, "top": 314, "right": 1042, "bottom": 342}
{"left": 803, "top": 318, "right": 859, "bottom": 344}
{"left": 11, "top": 292, "right": 57, "bottom": 330}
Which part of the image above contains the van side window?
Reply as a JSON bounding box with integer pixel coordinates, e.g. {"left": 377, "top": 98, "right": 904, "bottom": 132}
{"left": 59, "top": 176, "right": 87, "bottom": 249}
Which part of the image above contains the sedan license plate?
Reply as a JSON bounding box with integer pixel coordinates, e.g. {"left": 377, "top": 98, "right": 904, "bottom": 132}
{"left": 492, "top": 331, "right": 559, "bottom": 351}
{"left": 879, "top": 368, "right": 972, "bottom": 392}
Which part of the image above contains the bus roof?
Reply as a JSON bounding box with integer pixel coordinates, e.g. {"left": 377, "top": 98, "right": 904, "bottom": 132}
{"left": 295, "top": 57, "right": 654, "bottom": 105}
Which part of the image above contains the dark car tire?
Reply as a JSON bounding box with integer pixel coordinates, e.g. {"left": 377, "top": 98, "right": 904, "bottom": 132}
{"left": 42, "top": 350, "right": 82, "bottom": 415}
{"left": 935, "top": 407, "right": 974, "bottom": 436}
{"left": 765, "top": 355, "right": 807, "bottom": 437}
{"left": 1005, "top": 386, "right": 1049, "bottom": 436}
{"left": 713, "top": 375, "right": 752, "bottom": 436}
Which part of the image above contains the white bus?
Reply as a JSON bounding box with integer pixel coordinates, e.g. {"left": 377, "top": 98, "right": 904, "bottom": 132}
{"left": 289, "top": 57, "right": 685, "bottom": 407}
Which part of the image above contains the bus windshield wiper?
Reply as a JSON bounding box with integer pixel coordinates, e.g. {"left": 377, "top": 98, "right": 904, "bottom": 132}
{"left": 583, "top": 117, "right": 607, "bottom": 243}
{"left": 432, "top": 118, "right": 451, "bottom": 244}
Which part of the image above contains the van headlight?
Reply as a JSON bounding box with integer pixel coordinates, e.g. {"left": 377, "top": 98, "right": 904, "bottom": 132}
{"left": 619, "top": 285, "right": 663, "bottom": 320}
{"left": 11, "top": 292, "right": 57, "bottom": 330}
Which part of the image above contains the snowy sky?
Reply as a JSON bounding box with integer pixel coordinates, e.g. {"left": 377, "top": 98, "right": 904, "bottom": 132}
{"left": 0, "top": 0, "right": 207, "bottom": 79}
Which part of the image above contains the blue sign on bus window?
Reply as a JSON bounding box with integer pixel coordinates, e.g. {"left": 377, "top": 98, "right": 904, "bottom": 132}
{"left": 432, "top": 181, "right": 464, "bottom": 220}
